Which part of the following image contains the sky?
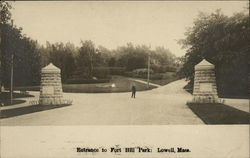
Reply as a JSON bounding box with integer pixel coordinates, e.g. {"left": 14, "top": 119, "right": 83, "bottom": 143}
{"left": 11, "top": 1, "right": 248, "bottom": 57}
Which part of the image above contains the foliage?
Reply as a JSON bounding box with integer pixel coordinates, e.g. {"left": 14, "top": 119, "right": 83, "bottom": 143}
{"left": 66, "top": 78, "right": 110, "bottom": 84}
{"left": 113, "top": 43, "right": 177, "bottom": 72}
{"left": 0, "top": 2, "right": 178, "bottom": 87}
{"left": 92, "top": 67, "right": 110, "bottom": 79}
{"left": 0, "top": 1, "right": 12, "bottom": 88}
{"left": 43, "top": 42, "right": 76, "bottom": 82}
{"left": 133, "top": 68, "right": 153, "bottom": 74}
{"left": 0, "top": 1, "right": 12, "bottom": 24}
{"left": 124, "top": 70, "right": 163, "bottom": 80}
{"left": 108, "top": 67, "right": 125, "bottom": 75}
{"left": 1, "top": 23, "right": 41, "bottom": 87}
{"left": 178, "top": 10, "right": 249, "bottom": 97}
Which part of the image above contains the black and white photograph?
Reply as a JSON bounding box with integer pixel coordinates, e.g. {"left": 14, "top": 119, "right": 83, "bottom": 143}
{"left": 0, "top": 1, "right": 249, "bottom": 157}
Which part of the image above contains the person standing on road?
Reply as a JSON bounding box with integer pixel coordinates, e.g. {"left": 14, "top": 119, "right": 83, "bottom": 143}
{"left": 131, "top": 84, "right": 136, "bottom": 98}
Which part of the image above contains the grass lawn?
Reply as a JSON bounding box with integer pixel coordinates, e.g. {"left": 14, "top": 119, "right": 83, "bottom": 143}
{"left": 13, "top": 75, "right": 156, "bottom": 93}
{"left": 0, "top": 92, "right": 34, "bottom": 106}
{"left": 187, "top": 103, "right": 250, "bottom": 124}
{"left": 63, "top": 75, "right": 156, "bottom": 93}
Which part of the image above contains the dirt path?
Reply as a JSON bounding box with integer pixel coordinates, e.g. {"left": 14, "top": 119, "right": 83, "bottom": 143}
{"left": 1, "top": 79, "right": 204, "bottom": 125}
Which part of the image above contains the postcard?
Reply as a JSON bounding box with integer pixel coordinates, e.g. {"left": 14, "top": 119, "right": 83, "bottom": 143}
{"left": 0, "top": 1, "right": 249, "bottom": 157}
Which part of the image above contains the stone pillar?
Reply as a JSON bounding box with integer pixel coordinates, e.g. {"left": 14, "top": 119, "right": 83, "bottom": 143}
{"left": 192, "top": 59, "right": 220, "bottom": 103}
{"left": 39, "top": 63, "right": 63, "bottom": 105}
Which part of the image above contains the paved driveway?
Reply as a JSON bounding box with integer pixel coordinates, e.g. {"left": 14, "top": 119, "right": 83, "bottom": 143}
{"left": 0, "top": 79, "right": 204, "bottom": 125}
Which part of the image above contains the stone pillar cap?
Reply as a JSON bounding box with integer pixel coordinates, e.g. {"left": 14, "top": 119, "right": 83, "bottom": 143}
{"left": 41, "top": 63, "right": 61, "bottom": 73}
{"left": 195, "top": 59, "right": 215, "bottom": 70}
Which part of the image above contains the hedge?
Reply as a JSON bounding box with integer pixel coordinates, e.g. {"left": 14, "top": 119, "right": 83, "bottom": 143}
{"left": 66, "top": 78, "right": 110, "bottom": 84}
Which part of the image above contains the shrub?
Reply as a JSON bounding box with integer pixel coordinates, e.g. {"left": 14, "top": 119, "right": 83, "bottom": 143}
{"left": 93, "top": 67, "right": 110, "bottom": 79}
{"left": 109, "top": 67, "right": 125, "bottom": 75}
{"left": 66, "top": 78, "right": 110, "bottom": 84}
{"left": 152, "top": 65, "right": 177, "bottom": 73}
{"left": 124, "top": 71, "right": 163, "bottom": 80}
{"left": 150, "top": 73, "right": 163, "bottom": 80}
{"left": 124, "top": 71, "right": 133, "bottom": 77}
{"left": 132, "top": 68, "right": 153, "bottom": 74}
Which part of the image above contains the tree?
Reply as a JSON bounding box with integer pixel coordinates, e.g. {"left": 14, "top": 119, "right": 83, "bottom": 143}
{"left": 76, "top": 40, "right": 97, "bottom": 78}
{"left": 1, "top": 1, "right": 42, "bottom": 87}
{"left": 43, "top": 42, "right": 76, "bottom": 82}
{"left": 1, "top": 23, "right": 42, "bottom": 86}
{"left": 115, "top": 43, "right": 148, "bottom": 71}
{"left": 178, "top": 10, "right": 249, "bottom": 97}
{"left": 0, "top": 1, "right": 12, "bottom": 24}
{"left": 114, "top": 43, "right": 177, "bottom": 72}
{"left": 0, "top": 1, "right": 12, "bottom": 90}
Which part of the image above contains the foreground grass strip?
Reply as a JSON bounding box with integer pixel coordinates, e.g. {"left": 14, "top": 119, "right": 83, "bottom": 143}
{"left": 187, "top": 103, "right": 250, "bottom": 124}
{"left": 0, "top": 92, "right": 34, "bottom": 106}
{"left": 0, "top": 104, "right": 71, "bottom": 119}
{"left": 1, "top": 100, "right": 26, "bottom": 106}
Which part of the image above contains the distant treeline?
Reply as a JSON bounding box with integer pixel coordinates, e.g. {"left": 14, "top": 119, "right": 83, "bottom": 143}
{"left": 0, "top": 2, "right": 178, "bottom": 87}
{"left": 1, "top": 2, "right": 249, "bottom": 98}
{"left": 40, "top": 41, "right": 178, "bottom": 84}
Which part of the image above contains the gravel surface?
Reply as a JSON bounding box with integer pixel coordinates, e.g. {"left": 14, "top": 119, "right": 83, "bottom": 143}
{"left": 2, "top": 79, "right": 247, "bottom": 125}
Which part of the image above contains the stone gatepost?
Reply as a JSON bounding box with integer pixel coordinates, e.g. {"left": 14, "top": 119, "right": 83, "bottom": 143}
{"left": 192, "top": 59, "right": 220, "bottom": 103}
{"left": 39, "top": 63, "right": 63, "bottom": 105}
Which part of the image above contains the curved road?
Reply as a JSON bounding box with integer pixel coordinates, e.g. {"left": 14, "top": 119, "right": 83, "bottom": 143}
{"left": 1, "top": 79, "right": 204, "bottom": 125}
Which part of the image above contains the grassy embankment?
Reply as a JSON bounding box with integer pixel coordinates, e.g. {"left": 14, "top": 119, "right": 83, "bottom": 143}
{"left": 0, "top": 92, "right": 34, "bottom": 106}
{"left": 12, "top": 75, "right": 158, "bottom": 93}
